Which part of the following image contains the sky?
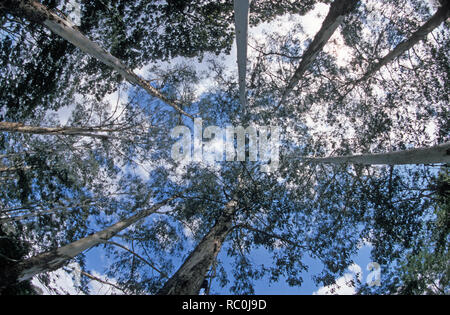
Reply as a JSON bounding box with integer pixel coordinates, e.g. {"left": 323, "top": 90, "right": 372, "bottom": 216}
{"left": 215, "top": 244, "right": 375, "bottom": 295}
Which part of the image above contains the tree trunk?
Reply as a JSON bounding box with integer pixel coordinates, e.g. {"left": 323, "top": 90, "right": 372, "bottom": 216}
{"left": 0, "top": 209, "right": 59, "bottom": 224}
{"left": 278, "top": 0, "right": 359, "bottom": 108}
{"left": 0, "top": 0, "right": 192, "bottom": 119}
{"left": 0, "top": 165, "right": 33, "bottom": 173}
{"left": 157, "top": 200, "right": 237, "bottom": 295}
{"left": 0, "top": 197, "right": 174, "bottom": 289}
{"left": 300, "top": 142, "right": 450, "bottom": 165}
{"left": 234, "top": 0, "right": 250, "bottom": 107}
{"left": 357, "top": 2, "right": 450, "bottom": 83}
{"left": 0, "top": 121, "right": 118, "bottom": 138}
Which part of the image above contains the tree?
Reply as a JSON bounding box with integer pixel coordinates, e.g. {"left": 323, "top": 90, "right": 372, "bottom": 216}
{"left": 277, "top": 0, "right": 359, "bottom": 108}
{"left": 0, "top": 0, "right": 193, "bottom": 119}
{"left": 297, "top": 142, "right": 450, "bottom": 165}
{"left": 0, "top": 195, "right": 176, "bottom": 290}
{"left": 234, "top": 0, "right": 250, "bottom": 107}
{"left": 0, "top": 0, "right": 233, "bottom": 120}
{"left": 157, "top": 200, "right": 237, "bottom": 295}
{"left": 355, "top": 1, "right": 450, "bottom": 84}
{"left": 358, "top": 167, "right": 449, "bottom": 295}
{"left": 1, "top": 0, "right": 448, "bottom": 296}
{"left": 0, "top": 121, "right": 125, "bottom": 139}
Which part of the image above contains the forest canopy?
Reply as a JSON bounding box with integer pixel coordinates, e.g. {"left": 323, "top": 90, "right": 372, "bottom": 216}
{"left": 0, "top": 0, "right": 448, "bottom": 295}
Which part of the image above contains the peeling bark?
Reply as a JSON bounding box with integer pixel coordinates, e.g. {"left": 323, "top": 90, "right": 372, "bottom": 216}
{"left": 157, "top": 200, "right": 237, "bottom": 295}
{"left": 0, "top": 0, "right": 193, "bottom": 119}
{"left": 300, "top": 142, "right": 450, "bottom": 165}
{"left": 278, "top": 0, "right": 359, "bottom": 108}
{"left": 0, "top": 197, "right": 174, "bottom": 289}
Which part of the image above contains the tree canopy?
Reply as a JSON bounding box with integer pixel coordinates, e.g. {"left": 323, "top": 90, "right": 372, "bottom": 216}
{"left": 0, "top": 0, "right": 448, "bottom": 295}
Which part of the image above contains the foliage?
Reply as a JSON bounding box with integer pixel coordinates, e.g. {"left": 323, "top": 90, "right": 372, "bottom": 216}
{"left": 0, "top": 0, "right": 448, "bottom": 295}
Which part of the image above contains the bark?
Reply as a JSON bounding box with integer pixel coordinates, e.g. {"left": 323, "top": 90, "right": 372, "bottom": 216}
{"left": 0, "top": 0, "right": 192, "bottom": 119}
{"left": 0, "top": 165, "right": 33, "bottom": 172}
{"left": 278, "top": 0, "right": 359, "bottom": 108}
{"left": 0, "top": 197, "right": 174, "bottom": 289}
{"left": 157, "top": 200, "right": 237, "bottom": 295}
{"left": 300, "top": 142, "right": 450, "bottom": 165}
{"left": 0, "top": 208, "right": 58, "bottom": 224}
{"left": 0, "top": 121, "right": 128, "bottom": 138}
{"left": 234, "top": 0, "right": 250, "bottom": 107}
{"left": 357, "top": 2, "right": 450, "bottom": 83}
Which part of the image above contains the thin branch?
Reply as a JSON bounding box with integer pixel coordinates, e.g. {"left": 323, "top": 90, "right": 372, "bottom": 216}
{"left": 235, "top": 224, "right": 307, "bottom": 250}
{"left": 106, "top": 240, "right": 168, "bottom": 278}
{"left": 79, "top": 270, "right": 126, "bottom": 294}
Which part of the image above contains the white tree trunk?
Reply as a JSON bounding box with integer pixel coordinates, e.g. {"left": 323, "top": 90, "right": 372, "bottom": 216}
{"left": 0, "top": 197, "right": 174, "bottom": 288}
{"left": 278, "top": 0, "right": 359, "bottom": 108}
{"left": 0, "top": 0, "right": 192, "bottom": 119}
{"left": 234, "top": 0, "right": 250, "bottom": 107}
{"left": 157, "top": 200, "right": 237, "bottom": 295}
{"left": 357, "top": 2, "right": 450, "bottom": 83}
{"left": 300, "top": 142, "right": 450, "bottom": 165}
{"left": 0, "top": 121, "right": 119, "bottom": 138}
{"left": 0, "top": 165, "right": 33, "bottom": 173}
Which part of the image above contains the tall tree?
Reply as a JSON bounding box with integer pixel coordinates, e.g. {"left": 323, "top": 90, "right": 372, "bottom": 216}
{"left": 297, "top": 142, "right": 450, "bottom": 165}
{"left": 0, "top": 196, "right": 175, "bottom": 290}
{"left": 0, "top": 121, "right": 126, "bottom": 139}
{"left": 157, "top": 200, "right": 237, "bottom": 295}
{"left": 234, "top": 0, "right": 250, "bottom": 108}
{"left": 354, "top": 1, "right": 450, "bottom": 84}
{"left": 1, "top": 0, "right": 448, "bottom": 296}
{"left": 0, "top": 0, "right": 193, "bottom": 118}
{"left": 277, "top": 0, "right": 359, "bottom": 108}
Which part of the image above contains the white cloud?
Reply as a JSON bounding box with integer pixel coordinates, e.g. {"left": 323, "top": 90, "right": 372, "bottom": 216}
{"left": 31, "top": 263, "right": 84, "bottom": 295}
{"left": 31, "top": 262, "right": 125, "bottom": 295}
{"left": 87, "top": 271, "right": 124, "bottom": 295}
{"left": 313, "top": 264, "right": 362, "bottom": 295}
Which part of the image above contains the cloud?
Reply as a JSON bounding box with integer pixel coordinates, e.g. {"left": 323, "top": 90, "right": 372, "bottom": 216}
{"left": 87, "top": 271, "right": 124, "bottom": 295}
{"left": 31, "top": 263, "right": 84, "bottom": 295}
{"left": 313, "top": 264, "right": 362, "bottom": 295}
{"left": 31, "top": 262, "right": 125, "bottom": 295}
